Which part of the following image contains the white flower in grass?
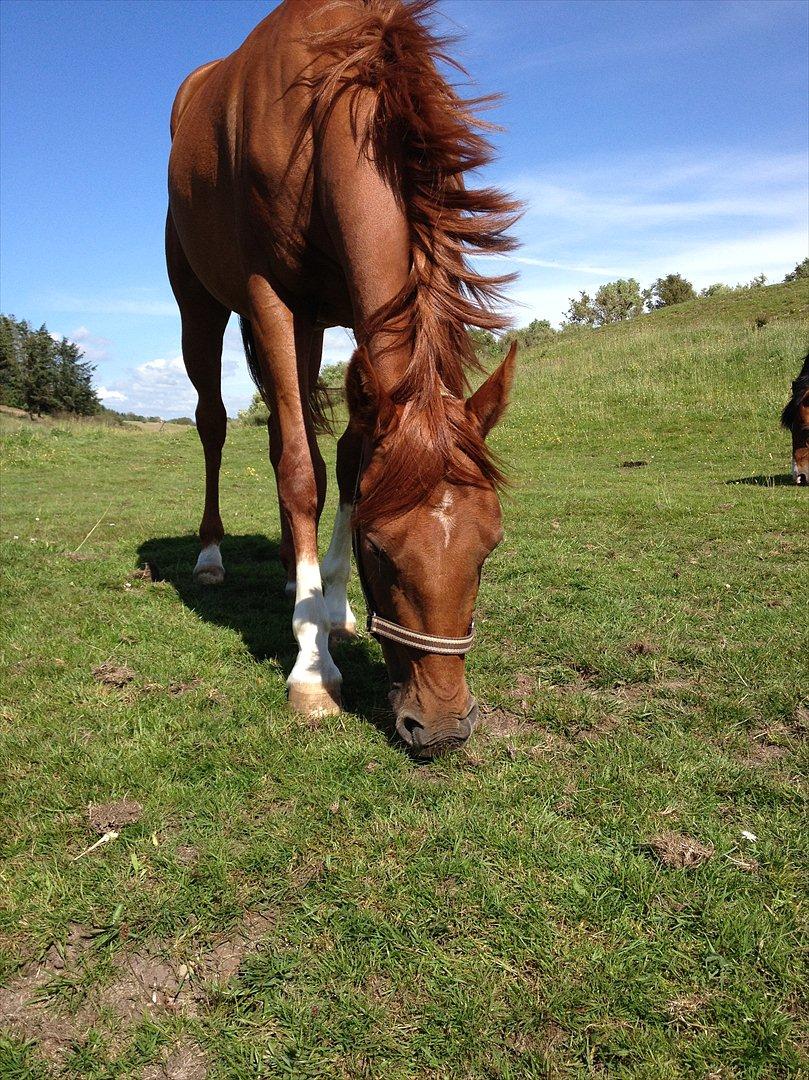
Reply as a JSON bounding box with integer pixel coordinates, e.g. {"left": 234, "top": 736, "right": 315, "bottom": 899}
{"left": 741, "top": 830, "right": 757, "bottom": 842}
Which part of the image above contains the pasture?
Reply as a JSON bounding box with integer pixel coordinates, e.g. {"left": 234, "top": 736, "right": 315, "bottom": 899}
{"left": 1, "top": 281, "right": 807, "bottom": 1078}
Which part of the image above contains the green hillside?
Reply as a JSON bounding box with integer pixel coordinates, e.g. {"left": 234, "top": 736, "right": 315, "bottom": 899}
{"left": 1, "top": 280, "right": 807, "bottom": 1078}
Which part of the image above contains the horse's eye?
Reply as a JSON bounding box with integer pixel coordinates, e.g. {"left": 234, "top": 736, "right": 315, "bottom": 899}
{"left": 367, "top": 538, "right": 388, "bottom": 562}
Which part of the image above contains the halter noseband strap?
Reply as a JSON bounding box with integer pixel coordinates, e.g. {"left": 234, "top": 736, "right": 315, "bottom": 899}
{"left": 351, "top": 456, "right": 475, "bottom": 657}
{"left": 367, "top": 613, "right": 475, "bottom": 656}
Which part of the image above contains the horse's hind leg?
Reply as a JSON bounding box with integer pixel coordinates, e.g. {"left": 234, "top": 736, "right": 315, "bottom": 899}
{"left": 166, "top": 215, "right": 230, "bottom": 583}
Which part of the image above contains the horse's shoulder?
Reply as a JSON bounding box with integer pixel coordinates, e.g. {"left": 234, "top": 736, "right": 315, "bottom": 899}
{"left": 170, "top": 60, "right": 223, "bottom": 139}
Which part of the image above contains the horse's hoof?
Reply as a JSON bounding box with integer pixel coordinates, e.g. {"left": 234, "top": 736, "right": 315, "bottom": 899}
{"left": 194, "top": 566, "right": 225, "bottom": 585}
{"left": 288, "top": 681, "right": 342, "bottom": 717}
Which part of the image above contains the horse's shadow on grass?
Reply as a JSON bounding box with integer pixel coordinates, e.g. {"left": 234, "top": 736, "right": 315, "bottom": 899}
{"left": 726, "top": 474, "right": 797, "bottom": 487}
{"left": 137, "top": 534, "right": 394, "bottom": 740}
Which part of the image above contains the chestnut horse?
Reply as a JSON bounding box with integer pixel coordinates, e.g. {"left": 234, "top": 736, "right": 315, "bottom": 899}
{"left": 781, "top": 354, "right": 809, "bottom": 485}
{"left": 167, "top": 0, "right": 519, "bottom": 755}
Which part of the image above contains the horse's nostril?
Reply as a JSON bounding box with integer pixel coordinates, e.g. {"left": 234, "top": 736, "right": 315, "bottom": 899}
{"left": 396, "top": 712, "right": 426, "bottom": 747}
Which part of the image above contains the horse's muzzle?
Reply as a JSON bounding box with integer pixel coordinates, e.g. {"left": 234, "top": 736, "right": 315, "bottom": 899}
{"left": 395, "top": 700, "right": 479, "bottom": 757}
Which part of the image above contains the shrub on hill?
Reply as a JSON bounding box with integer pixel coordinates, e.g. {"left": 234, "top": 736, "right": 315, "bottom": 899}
{"left": 647, "top": 273, "right": 697, "bottom": 308}
{"left": 783, "top": 257, "right": 809, "bottom": 282}
{"left": 237, "top": 392, "right": 270, "bottom": 426}
{"left": 564, "top": 279, "right": 645, "bottom": 327}
{"left": 0, "top": 314, "right": 100, "bottom": 416}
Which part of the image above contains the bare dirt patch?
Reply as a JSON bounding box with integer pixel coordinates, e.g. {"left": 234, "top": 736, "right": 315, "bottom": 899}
{"left": 87, "top": 799, "right": 142, "bottom": 834}
{"left": 665, "top": 994, "right": 708, "bottom": 1025}
{"left": 567, "top": 715, "right": 621, "bottom": 742}
{"left": 619, "top": 460, "right": 648, "bottom": 468}
{"left": 130, "top": 561, "right": 162, "bottom": 583}
{"left": 141, "top": 1038, "right": 208, "bottom": 1080}
{"left": 92, "top": 661, "right": 135, "bottom": 688}
{"left": 0, "top": 925, "right": 106, "bottom": 1065}
{"left": 626, "top": 639, "right": 657, "bottom": 656}
{"left": 102, "top": 949, "right": 196, "bottom": 1020}
{"left": 174, "top": 844, "right": 200, "bottom": 866}
{"left": 647, "top": 831, "right": 714, "bottom": 869}
{"left": 0, "top": 910, "right": 275, "bottom": 1068}
{"left": 479, "top": 705, "right": 533, "bottom": 739}
{"left": 194, "top": 911, "right": 275, "bottom": 984}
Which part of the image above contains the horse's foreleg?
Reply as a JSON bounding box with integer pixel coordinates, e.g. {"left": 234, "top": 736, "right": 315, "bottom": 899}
{"left": 321, "top": 425, "right": 362, "bottom": 637}
{"left": 166, "top": 213, "right": 230, "bottom": 584}
{"left": 267, "top": 410, "right": 298, "bottom": 596}
{"left": 248, "top": 288, "right": 341, "bottom": 716}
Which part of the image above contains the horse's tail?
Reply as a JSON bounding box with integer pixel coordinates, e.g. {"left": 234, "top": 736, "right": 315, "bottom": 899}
{"left": 239, "top": 316, "right": 333, "bottom": 435}
{"left": 306, "top": 0, "right": 521, "bottom": 402}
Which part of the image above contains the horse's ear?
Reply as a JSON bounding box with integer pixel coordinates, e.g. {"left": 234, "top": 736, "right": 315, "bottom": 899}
{"left": 465, "top": 340, "right": 517, "bottom": 437}
{"left": 345, "top": 345, "right": 383, "bottom": 433}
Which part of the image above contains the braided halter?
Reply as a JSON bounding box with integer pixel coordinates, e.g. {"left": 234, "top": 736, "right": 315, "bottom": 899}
{"left": 351, "top": 453, "right": 475, "bottom": 656}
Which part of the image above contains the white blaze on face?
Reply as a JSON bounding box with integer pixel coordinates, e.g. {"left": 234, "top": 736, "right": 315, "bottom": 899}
{"left": 432, "top": 490, "right": 454, "bottom": 547}
{"left": 289, "top": 558, "right": 342, "bottom": 689}
{"left": 321, "top": 503, "right": 357, "bottom": 634}
{"left": 193, "top": 543, "right": 225, "bottom": 584}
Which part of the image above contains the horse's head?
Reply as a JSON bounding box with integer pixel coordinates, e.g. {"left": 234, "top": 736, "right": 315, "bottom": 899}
{"left": 781, "top": 358, "right": 809, "bottom": 485}
{"left": 347, "top": 343, "right": 516, "bottom": 757}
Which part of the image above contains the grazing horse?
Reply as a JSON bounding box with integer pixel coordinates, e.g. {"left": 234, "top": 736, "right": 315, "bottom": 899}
{"left": 781, "top": 353, "right": 809, "bottom": 485}
{"left": 166, "top": 0, "right": 519, "bottom": 755}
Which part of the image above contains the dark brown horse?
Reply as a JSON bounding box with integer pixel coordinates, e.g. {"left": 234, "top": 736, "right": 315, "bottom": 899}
{"left": 166, "top": 0, "right": 519, "bottom": 755}
{"left": 781, "top": 354, "right": 809, "bottom": 485}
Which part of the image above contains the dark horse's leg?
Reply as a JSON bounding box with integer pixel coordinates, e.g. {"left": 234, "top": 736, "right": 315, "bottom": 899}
{"left": 246, "top": 279, "right": 341, "bottom": 716}
{"left": 166, "top": 213, "right": 230, "bottom": 583}
{"left": 321, "top": 424, "right": 363, "bottom": 637}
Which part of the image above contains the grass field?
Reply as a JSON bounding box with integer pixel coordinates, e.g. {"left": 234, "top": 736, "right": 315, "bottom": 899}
{"left": 1, "top": 281, "right": 807, "bottom": 1078}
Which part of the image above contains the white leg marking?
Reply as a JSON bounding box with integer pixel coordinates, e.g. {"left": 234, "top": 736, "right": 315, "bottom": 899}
{"left": 321, "top": 504, "right": 357, "bottom": 634}
{"left": 288, "top": 559, "right": 342, "bottom": 689}
{"left": 194, "top": 543, "right": 225, "bottom": 585}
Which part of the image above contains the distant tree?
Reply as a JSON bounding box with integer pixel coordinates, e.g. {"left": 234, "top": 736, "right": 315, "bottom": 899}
{"left": 23, "top": 325, "right": 60, "bottom": 416}
{"left": 593, "top": 278, "right": 645, "bottom": 324}
{"left": 700, "top": 283, "right": 731, "bottom": 298}
{"left": 0, "top": 315, "right": 100, "bottom": 415}
{"left": 468, "top": 328, "right": 500, "bottom": 360}
{"left": 783, "top": 257, "right": 809, "bottom": 282}
{"left": 747, "top": 273, "right": 767, "bottom": 289}
{"left": 319, "top": 361, "right": 348, "bottom": 390}
{"left": 0, "top": 315, "right": 26, "bottom": 406}
{"left": 647, "top": 273, "right": 697, "bottom": 309}
{"left": 237, "top": 391, "right": 270, "bottom": 426}
{"left": 564, "top": 291, "right": 596, "bottom": 327}
{"left": 53, "top": 336, "right": 98, "bottom": 414}
{"left": 166, "top": 416, "right": 194, "bottom": 425}
{"left": 503, "top": 319, "right": 555, "bottom": 351}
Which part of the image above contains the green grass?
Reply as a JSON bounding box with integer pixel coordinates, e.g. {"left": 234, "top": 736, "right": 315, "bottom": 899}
{"left": 1, "top": 281, "right": 807, "bottom": 1078}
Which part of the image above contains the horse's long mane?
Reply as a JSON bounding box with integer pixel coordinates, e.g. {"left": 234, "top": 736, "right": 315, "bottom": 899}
{"left": 781, "top": 352, "right": 809, "bottom": 430}
{"left": 308, "top": 0, "right": 520, "bottom": 521}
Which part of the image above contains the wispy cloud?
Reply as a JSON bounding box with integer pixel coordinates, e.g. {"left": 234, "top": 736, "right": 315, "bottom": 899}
{"left": 490, "top": 149, "right": 808, "bottom": 324}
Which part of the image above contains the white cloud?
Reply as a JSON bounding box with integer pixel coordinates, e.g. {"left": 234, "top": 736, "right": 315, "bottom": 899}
{"left": 97, "top": 386, "right": 127, "bottom": 404}
{"left": 67, "top": 325, "right": 112, "bottom": 363}
{"left": 482, "top": 149, "right": 808, "bottom": 326}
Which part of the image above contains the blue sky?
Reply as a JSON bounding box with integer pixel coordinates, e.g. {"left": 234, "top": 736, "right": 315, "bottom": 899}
{"left": 1, "top": 0, "right": 807, "bottom": 417}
